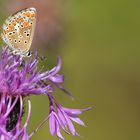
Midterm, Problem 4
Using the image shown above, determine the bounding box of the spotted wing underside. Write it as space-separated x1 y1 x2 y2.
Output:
1 7 36 55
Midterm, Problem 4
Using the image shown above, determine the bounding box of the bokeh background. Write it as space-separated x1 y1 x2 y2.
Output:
0 0 140 140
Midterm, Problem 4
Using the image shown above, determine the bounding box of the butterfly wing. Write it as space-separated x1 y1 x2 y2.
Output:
1 7 36 55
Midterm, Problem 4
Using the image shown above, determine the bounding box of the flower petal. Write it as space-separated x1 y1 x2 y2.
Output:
22 129 29 140
55 121 65 140
62 107 92 115
48 57 62 76
70 117 85 126
61 110 76 135
49 113 56 135
49 74 64 83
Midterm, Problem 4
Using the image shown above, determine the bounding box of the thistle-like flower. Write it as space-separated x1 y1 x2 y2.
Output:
0 47 91 140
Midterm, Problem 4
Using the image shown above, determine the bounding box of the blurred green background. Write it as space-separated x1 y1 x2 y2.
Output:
0 0 140 140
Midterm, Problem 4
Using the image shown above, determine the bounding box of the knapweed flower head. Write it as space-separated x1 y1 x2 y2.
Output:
0 47 91 140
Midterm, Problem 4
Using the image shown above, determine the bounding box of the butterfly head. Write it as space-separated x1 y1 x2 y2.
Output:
26 51 32 57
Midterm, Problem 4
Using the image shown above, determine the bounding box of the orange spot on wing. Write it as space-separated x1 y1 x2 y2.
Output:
23 12 30 17
12 21 16 26
30 13 35 17
15 18 24 23
23 22 29 27
20 18 24 23
4 30 10 33
16 19 20 23
7 25 14 31
28 25 31 29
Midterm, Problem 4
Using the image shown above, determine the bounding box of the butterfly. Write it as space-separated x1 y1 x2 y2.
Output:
1 7 36 57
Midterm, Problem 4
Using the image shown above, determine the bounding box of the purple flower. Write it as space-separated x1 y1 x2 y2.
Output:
0 47 91 140
47 95 91 140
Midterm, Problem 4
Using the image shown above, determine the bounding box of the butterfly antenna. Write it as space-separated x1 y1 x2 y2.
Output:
31 51 47 61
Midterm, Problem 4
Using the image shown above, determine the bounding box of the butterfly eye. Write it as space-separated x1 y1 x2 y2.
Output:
26 51 32 57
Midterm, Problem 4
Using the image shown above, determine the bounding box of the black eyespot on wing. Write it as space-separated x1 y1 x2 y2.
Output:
9 32 12 36
14 39 17 43
18 39 21 43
